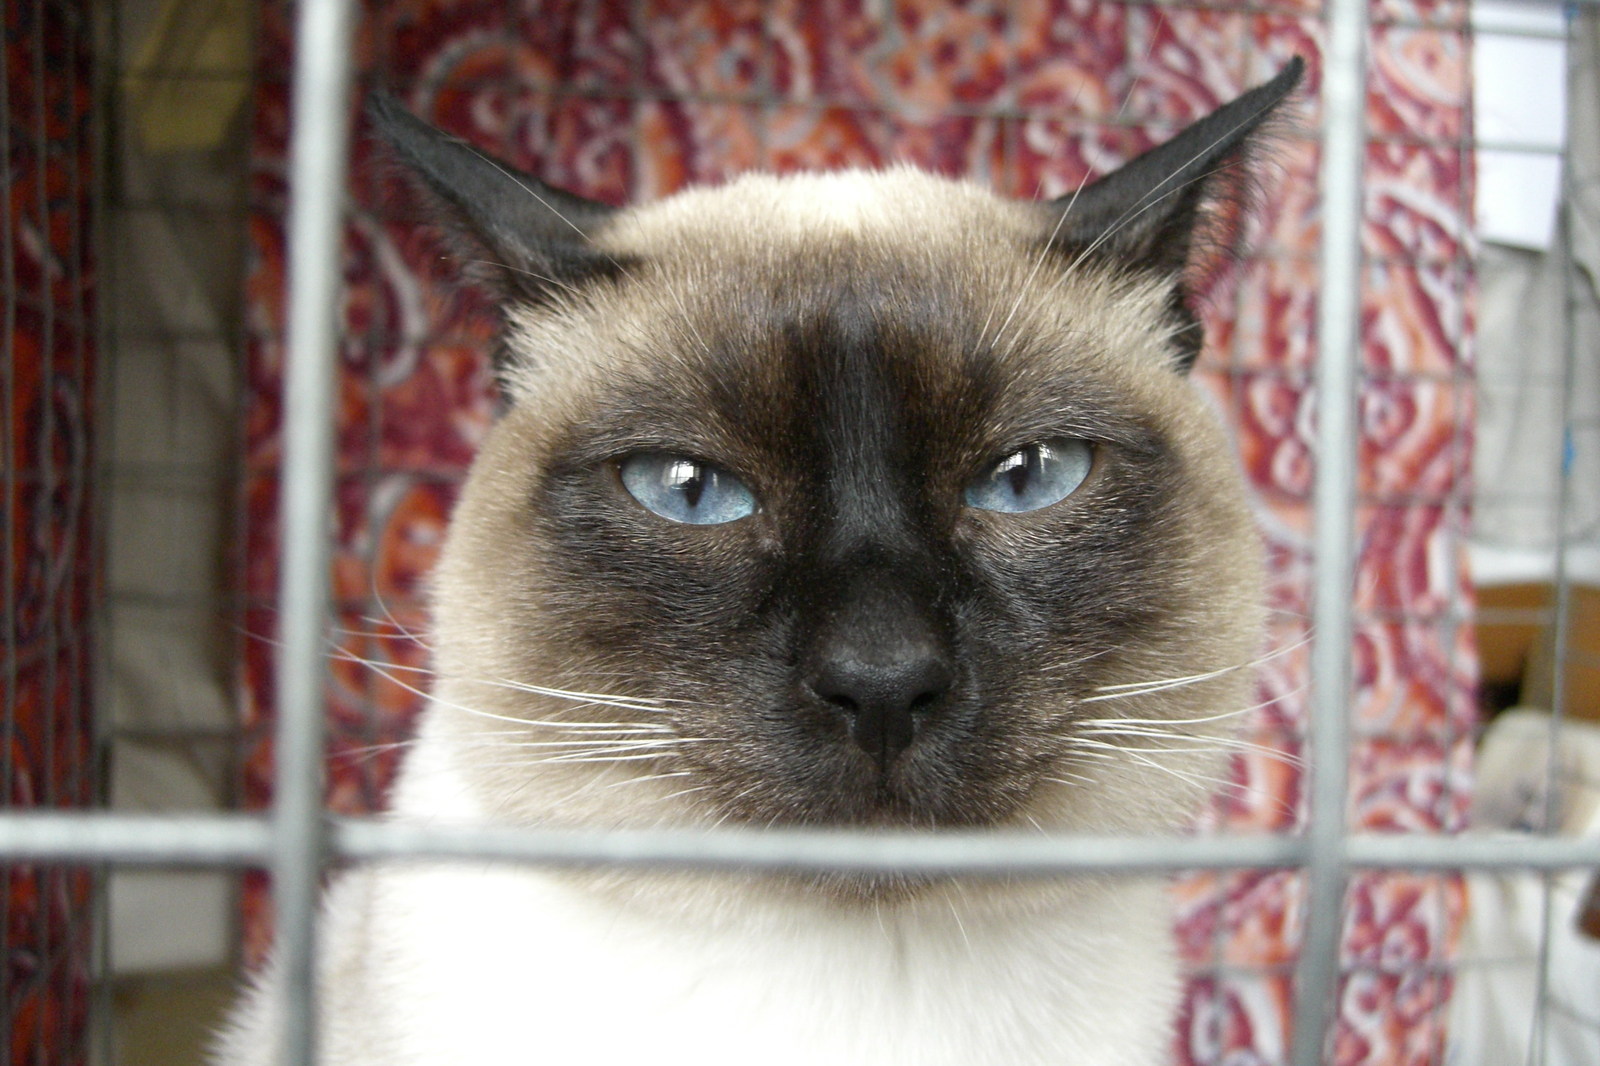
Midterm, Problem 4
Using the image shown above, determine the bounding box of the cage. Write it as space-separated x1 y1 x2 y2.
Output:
2 0 1599 1063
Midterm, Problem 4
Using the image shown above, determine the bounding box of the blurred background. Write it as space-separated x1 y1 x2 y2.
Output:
4 0 1597 1062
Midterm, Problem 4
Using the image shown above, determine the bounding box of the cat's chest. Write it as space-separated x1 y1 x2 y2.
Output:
325 862 1176 1066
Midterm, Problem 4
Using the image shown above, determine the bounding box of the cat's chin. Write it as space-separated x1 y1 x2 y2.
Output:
750 859 1072 911
789 869 955 906
695 777 1024 837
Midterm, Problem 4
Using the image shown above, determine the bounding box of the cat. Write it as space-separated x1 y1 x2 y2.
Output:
215 58 1302 1066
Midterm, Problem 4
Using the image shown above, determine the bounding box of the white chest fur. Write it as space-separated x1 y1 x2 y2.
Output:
215 741 1182 1066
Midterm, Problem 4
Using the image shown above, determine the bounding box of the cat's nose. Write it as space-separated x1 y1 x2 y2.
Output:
811 652 954 770
808 637 955 771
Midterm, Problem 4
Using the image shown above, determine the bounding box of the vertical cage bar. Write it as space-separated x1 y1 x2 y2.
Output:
1528 13 1579 1062
32 3 58 1051
30 0 53 1056
0 0 15 1051
272 0 358 1062
1291 0 1368 1062
64 3 90 1053
90 0 118 1055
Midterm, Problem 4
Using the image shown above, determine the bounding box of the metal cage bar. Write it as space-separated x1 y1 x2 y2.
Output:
270 0 359 1061
1292 0 1370 1057
4 0 1595 1062
1530 14 1586 1061
2 811 1598 873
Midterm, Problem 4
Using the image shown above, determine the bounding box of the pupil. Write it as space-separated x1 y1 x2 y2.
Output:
667 459 705 508
1005 447 1036 496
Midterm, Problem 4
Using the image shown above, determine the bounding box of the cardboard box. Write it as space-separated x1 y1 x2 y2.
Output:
1476 583 1600 722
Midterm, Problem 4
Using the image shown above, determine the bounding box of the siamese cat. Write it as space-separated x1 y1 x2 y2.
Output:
217 59 1302 1066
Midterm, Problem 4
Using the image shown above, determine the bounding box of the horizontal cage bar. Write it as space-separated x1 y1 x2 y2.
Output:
0 812 1596 873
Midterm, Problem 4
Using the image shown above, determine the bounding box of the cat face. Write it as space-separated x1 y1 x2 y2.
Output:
378 63 1299 838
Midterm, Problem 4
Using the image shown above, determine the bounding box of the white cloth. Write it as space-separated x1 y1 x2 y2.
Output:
1448 710 1600 1066
1473 8 1600 586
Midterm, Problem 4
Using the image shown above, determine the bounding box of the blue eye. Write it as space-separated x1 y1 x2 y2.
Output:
619 454 757 525
964 439 1093 513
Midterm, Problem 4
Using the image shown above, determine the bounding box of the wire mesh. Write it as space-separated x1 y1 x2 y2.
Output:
2 1 99 1063
3 0 1600 1063
234 2 1478 1059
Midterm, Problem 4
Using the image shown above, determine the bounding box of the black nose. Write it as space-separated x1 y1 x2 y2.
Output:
811 649 954 770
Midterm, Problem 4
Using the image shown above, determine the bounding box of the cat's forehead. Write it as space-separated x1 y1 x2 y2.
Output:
500 169 1189 425
608 167 1031 246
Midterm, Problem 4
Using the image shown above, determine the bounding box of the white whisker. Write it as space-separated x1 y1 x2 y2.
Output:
1083 638 1310 702
942 886 972 950
604 770 695 790
364 594 436 653
1077 693 1290 729
334 740 416 759
477 676 681 713
1072 738 1238 795
344 656 666 733
518 721 677 734
330 648 682 730
1034 645 1123 675
659 784 715 803
532 751 689 766
491 737 701 752
1077 725 1299 764
1066 738 1298 818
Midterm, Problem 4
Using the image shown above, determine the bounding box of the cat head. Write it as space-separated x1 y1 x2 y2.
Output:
373 63 1298 847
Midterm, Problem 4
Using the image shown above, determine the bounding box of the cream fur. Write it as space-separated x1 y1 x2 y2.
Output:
214 164 1265 1066
215 739 1184 1066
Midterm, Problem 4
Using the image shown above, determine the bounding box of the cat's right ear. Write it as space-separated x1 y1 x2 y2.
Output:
367 93 627 306
1038 59 1304 373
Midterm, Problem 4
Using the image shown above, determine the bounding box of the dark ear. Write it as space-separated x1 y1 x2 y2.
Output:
1044 58 1304 371
366 92 627 307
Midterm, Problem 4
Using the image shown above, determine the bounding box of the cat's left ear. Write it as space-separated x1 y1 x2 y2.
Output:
1043 58 1305 372
367 92 627 308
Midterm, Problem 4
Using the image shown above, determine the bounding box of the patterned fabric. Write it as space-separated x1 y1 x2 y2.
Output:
4 2 97 1063
241 2 1477 1061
